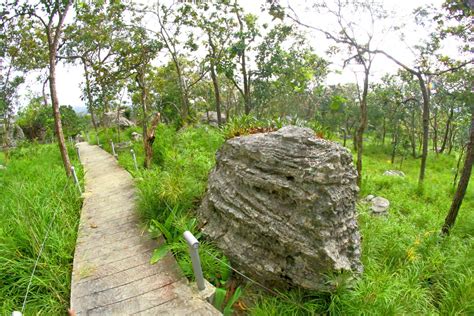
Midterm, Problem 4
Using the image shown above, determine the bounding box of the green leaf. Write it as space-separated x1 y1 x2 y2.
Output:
150 244 169 264
213 287 226 311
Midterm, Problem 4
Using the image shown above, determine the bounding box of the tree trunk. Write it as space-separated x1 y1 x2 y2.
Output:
235 8 251 115
137 70 152 169
416 73 430 185
382 116 386 145
448 126 456 155
410 110 417 157
210 62 222 125
391 124 399 164
442 110 473 235
432 106 438 154
439 106 454 154
48 3 73 177
82 59 98 132
208 32 222 126
355 70 369 187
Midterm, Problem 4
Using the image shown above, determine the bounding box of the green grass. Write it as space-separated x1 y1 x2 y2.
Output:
0 143 83 315
91 125 473 315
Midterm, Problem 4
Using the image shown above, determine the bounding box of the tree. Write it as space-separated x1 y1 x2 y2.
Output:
190 0 236 126
226 2 259 115
146 1 207 122
281 0 384 187
7 0 74 176
117 14 162 168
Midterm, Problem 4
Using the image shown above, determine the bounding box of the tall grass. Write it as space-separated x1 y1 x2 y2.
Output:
0 143 83 315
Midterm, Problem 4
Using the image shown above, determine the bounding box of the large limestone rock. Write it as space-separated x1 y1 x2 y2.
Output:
198 126 362 291
102 111 134 128
0 123 25 147
200 111 226 127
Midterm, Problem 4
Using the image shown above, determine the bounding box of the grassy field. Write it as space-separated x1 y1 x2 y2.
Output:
92 124 473 315
0 144 83 315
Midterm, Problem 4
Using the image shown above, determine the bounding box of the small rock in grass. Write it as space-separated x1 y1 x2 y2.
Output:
365 194 375 202
383 170 405 177
371 197 390 215
131 132 142 142
0 164 6 170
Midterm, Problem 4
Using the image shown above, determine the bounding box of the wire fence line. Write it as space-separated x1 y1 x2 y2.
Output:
19 182 75 314
201 248 316 314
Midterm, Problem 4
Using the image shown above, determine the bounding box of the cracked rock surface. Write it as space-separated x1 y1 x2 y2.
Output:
198 126 363 291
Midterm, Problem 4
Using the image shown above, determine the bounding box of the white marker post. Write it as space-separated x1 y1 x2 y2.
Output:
131 149 138 171
183 231 205 291
110 140 117 157
71 166 82 195
75 145 81 162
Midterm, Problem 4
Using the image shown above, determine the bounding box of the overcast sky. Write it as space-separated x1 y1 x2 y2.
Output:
17 0 454 112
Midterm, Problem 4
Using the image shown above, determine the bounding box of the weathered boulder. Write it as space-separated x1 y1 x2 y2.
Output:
200 111 226 127
370 197 390 215
102 111 135 128
198 126 362 291
383 170 405 177
0 124 25 147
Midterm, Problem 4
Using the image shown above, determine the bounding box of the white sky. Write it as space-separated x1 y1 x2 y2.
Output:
17 0 458 112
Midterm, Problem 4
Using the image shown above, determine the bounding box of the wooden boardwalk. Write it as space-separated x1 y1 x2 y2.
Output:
71 143 219 315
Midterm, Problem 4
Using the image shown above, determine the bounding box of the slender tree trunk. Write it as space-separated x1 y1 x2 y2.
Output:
208 32 222 126
382 116 386 145
47 3 73 177
432 107 438 154
410 110 417 157
210 63 222 125
356 71 369 187
442 110 473 235
82 59 98 132
448 127 456 155
235 7 251 115
416 74 430 185
439 106 454 153
391 124 399 164
137 71 152 169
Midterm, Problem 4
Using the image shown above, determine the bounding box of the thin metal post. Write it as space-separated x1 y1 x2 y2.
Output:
111 140 117 157
183 231 205 291
71 166 82 195
131 149 138 171
75 145 81 162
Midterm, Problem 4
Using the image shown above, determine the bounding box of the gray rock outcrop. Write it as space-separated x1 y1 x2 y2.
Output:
198 126 362 291
200 111 226 127
370 197 390 215
102 111 134 128
0 123 25 147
